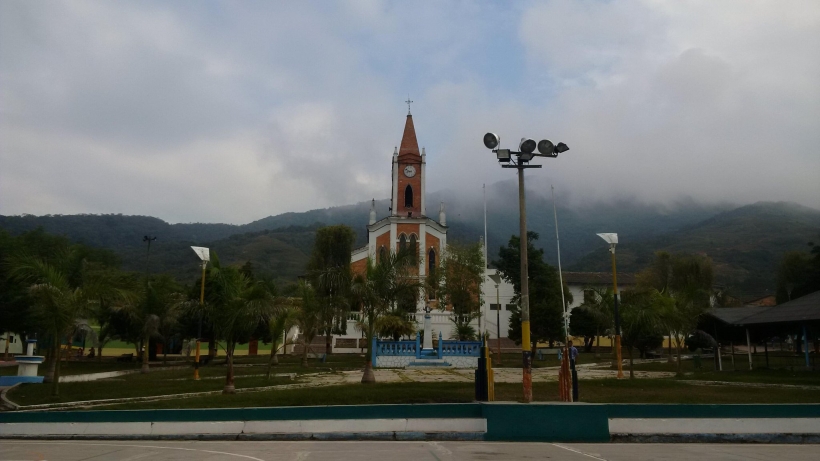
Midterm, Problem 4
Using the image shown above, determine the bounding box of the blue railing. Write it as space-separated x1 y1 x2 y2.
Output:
371 332 481 365
440 340 481 357
375 340 417 356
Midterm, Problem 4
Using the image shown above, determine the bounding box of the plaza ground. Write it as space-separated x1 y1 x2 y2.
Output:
1 440 818 461
4 352 819 410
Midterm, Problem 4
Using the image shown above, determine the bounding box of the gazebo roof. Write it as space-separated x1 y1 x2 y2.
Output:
708 290 820 326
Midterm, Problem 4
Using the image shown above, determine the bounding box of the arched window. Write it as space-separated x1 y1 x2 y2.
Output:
379 246 386 263
399 234 407 252
409 234 417 264
404 184 413 208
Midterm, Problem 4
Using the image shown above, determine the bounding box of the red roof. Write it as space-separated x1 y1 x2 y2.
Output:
398 115 421 161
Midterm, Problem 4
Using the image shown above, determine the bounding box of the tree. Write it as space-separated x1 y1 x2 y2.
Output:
619 288 669 378
429 243 484 340
307 225 356 355
8 248 92 396
206 264 275 393
115 274 184 373
572 286 614 355
350 247 421 383
776 240 820 303
493 232 571 350
569 307 598 352
293 281 321 368
266 303 297 378
639 251 714 376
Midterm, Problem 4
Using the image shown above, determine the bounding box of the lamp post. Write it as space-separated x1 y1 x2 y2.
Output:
483 133 569 402
142 235 157 275
488 272 503 365
597 233 624 379
191 246 210 380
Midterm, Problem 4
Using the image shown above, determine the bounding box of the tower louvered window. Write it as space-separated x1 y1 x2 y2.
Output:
405 185 413 208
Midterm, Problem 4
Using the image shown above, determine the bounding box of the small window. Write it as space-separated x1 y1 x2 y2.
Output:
409 234 417 263
490 304 501 311
404 185 413 208
505 304 516 311
399 234 407 252
379 246 386 263
428 248 436 274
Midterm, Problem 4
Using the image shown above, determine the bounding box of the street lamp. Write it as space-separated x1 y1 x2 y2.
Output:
597 233 624 379
484 132 570 402
488 272 503 366
143 235 157 275
191 246 210 381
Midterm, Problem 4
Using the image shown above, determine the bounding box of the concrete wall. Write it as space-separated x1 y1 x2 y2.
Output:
3 403 819 442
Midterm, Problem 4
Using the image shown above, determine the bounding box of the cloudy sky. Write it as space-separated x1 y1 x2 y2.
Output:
2 1 818 224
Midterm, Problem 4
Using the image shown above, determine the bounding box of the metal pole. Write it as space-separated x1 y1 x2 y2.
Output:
496 284 501 365
610 248 624 379
551 186 569 345
517 166 532 402
194 261 206 380
482 183 488 341
746 328 753 370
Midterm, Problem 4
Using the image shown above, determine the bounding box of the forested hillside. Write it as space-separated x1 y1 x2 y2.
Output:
570 202 820 294
3 188 817 292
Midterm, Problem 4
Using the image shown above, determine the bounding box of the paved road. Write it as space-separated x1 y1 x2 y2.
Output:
1 441 818 460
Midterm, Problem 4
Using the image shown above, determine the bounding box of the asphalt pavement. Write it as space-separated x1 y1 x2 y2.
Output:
1 440 819 461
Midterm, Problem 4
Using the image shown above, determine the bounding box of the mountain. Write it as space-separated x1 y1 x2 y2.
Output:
2 182 815 291
569 202 820 294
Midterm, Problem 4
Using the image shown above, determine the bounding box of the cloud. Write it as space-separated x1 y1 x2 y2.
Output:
1 0 818 224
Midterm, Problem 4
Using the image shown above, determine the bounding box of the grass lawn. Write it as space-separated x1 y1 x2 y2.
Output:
618 359 820 386
100 378 820 411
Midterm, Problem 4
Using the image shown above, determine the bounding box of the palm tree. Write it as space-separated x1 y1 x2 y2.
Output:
116 275 184 373
206 265 275 394
643 252 714 376
350 248 421 383
293 281 321 368
8 250 91 396
267 302 297 378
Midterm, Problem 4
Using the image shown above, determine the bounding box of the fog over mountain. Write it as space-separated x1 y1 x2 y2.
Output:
5 177 818 293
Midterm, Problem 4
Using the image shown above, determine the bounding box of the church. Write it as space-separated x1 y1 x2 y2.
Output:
350 108 448 312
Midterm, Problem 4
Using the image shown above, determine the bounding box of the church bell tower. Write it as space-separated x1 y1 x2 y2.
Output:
392 109 425 217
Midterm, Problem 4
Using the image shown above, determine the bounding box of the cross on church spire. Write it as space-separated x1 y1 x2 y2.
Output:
405 96 413 115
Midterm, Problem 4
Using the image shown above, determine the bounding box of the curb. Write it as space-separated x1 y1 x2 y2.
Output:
0 432 487 441
0 384 21 411
611 433 820 444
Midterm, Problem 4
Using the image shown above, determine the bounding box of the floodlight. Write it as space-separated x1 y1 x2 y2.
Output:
519 138 536 154
519 152 535 162
555 142 569 153
537 139 554 156
191 246 210 262
488 272 502 285
496 149 511 162
483 133 500 149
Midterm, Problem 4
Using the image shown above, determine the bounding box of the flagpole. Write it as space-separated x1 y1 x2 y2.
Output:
552 185 572 402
